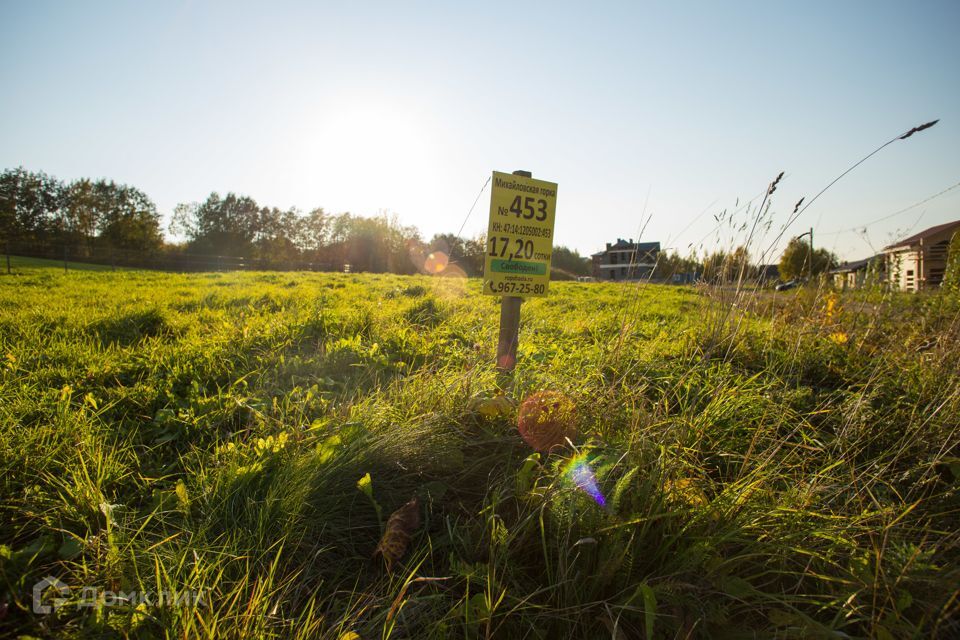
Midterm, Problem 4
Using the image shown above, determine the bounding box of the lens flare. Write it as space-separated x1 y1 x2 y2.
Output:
408 237 469 284
565 453 606 507
439 263 466 279
431 262 467 299
423 251 449 274
517 391 576 452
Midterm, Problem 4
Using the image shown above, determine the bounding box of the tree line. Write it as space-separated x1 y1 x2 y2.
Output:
0 167 164 258
0 166 594 275
2 166 836 281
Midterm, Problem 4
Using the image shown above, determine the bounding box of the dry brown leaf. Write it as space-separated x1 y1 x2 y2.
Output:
374 496 420 572
517 391 576 452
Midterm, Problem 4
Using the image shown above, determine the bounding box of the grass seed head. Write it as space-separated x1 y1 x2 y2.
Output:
899 119 939 139
767 171 784 195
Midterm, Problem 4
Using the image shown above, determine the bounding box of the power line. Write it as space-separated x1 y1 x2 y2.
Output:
816 179 960 236
760 119 940 257
455 175 492 239
666 197 718 248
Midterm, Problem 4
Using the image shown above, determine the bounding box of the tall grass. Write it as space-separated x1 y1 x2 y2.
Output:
1 264 958 638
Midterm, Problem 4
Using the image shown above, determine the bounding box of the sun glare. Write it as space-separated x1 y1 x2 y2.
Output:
301 103 437 208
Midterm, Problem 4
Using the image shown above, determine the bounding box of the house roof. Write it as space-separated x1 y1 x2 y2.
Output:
830 258 870 274
883 219 960 251
593 239 661 255
622 240 660 251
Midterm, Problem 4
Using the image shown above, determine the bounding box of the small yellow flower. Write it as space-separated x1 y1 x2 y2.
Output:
828 332 849 345
824 294 840 320
175 480 190 509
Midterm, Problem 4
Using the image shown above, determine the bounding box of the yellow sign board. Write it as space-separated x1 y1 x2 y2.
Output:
482 171 558 296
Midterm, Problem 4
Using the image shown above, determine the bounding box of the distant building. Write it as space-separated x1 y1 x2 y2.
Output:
882 220 960 292
829 256 884 290
591 239 660 281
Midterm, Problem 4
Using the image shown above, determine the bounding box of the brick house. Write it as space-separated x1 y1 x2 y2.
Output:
591 238 660 281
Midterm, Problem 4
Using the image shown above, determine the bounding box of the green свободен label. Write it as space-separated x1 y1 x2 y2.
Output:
490 259 547 275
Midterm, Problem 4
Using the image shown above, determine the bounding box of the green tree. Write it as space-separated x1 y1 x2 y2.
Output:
461 236 487 276
0 167 62 248
1 169 162 259
254 206 300 267
294 207 330 256
550 246 591 279
63 179 100 256
325 213 421 273
728 246 751 283
778 237 836 281
699 247 755 284
701 250 728 283
653 251 701 281
93 182 163 253
428 233 486 276
172 192 260 256
59 179 162 255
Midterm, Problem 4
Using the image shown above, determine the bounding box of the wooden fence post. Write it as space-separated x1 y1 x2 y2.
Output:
495 169 532 371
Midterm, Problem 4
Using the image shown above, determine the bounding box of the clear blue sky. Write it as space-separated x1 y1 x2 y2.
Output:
2 0 958 262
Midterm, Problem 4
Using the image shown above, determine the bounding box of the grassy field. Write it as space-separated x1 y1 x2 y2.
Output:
1 266 958 639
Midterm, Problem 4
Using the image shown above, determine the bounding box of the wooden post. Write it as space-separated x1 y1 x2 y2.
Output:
495 169 532 371
497 295 522 370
